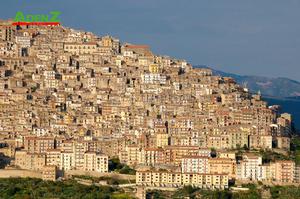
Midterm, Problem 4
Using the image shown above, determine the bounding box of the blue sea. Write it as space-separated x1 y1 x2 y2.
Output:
264 97 300 131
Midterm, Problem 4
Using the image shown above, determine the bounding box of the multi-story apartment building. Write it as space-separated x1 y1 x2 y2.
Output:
46 149 61 167
42 165 57 181
273 160 295 184
60 151 75 171
15 150 46 171
136 170 229 189
64 42 97 55
83 152 108 173
140 148 165 166
181 156 209 174
24 136 55 153
236 153 264 181
208 158 236 178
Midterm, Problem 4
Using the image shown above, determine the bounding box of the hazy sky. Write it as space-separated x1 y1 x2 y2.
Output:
1 0 300 81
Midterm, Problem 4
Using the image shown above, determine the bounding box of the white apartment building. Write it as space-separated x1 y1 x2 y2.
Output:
43 70 56 80
60 151 75 171
181 156 209 173
237 154 264 181
142 73 166 84
83 152 108 173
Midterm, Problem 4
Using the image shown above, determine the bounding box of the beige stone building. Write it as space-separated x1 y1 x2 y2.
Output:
15 150 46 171
42 165 57 181
83 152 108 173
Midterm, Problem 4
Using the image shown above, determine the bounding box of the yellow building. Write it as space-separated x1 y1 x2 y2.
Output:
208 158 236 178
101 36 113 47
149 64 159 73
217 151 236 160
136 170 229 189
156 133 169 148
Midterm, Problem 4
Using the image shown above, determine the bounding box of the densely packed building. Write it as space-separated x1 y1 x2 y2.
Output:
0 19 298 187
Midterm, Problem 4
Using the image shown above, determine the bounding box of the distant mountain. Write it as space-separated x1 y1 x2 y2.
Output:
193 65 300 130
194 65 300 98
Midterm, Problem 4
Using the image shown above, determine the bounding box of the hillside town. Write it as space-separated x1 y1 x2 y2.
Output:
0 19 299 192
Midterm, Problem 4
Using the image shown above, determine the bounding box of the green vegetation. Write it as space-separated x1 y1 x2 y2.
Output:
146 190 171 199
119 165 136 175
270 186 300 199
291 136 300 165
171 186 232 199
0 178 133 199
259 150 291 164
172 186 200 198
232 184 261 199
148 184 300 199
31 86 38 92
111 193 133 199
254 135 300 165
148 184 262 199
109 158 136 175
